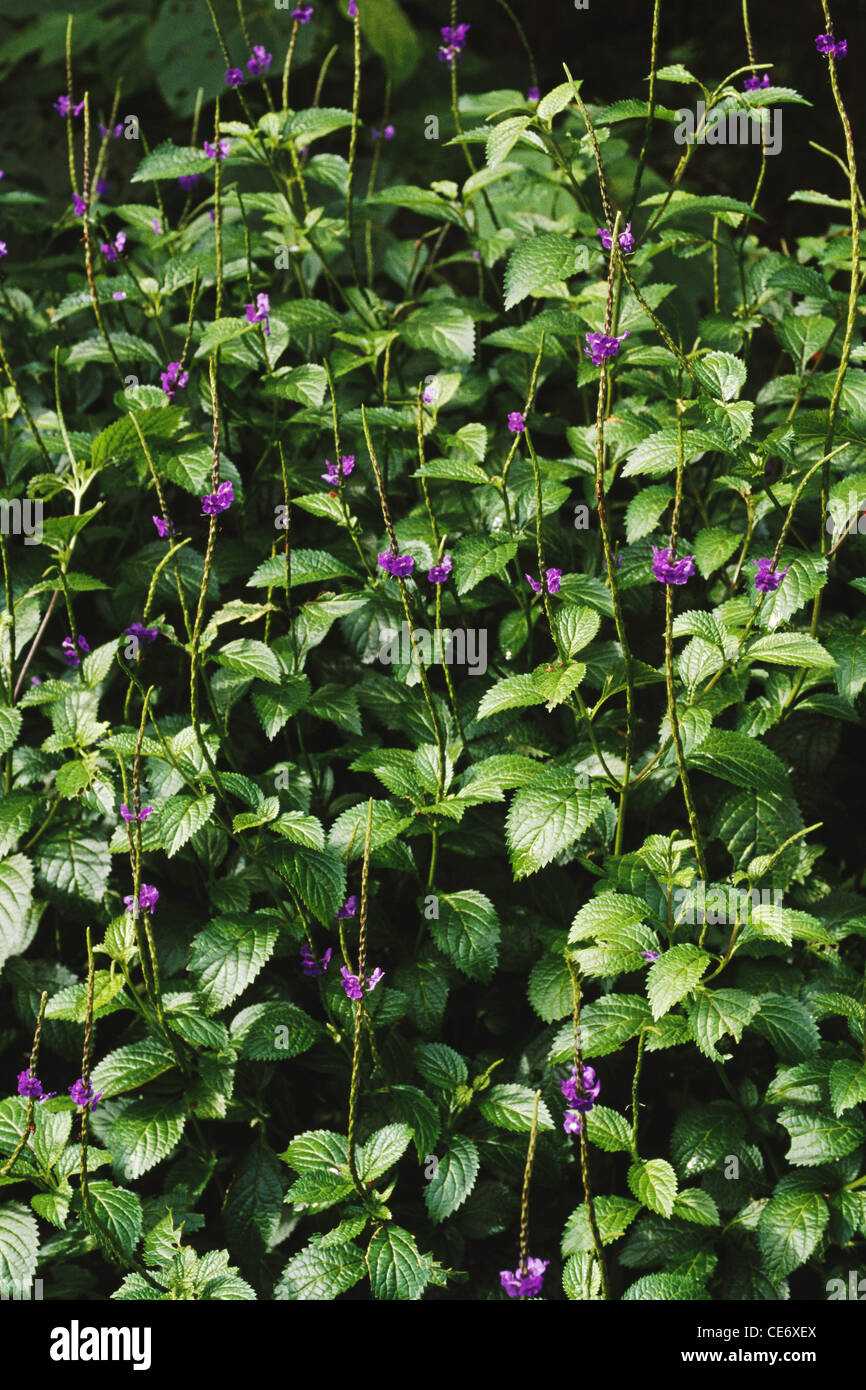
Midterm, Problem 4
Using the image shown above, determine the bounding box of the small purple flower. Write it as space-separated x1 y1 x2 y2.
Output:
651 546 696 586
641 949 660 963
0 243 6 259
153 515 172 538
508 411 525 434
120 803 154 823
113 291 127 301
743 73 771 90
321 455 355 485
597 222 635 254
178 174 200 190
584 330 630 366
527 86 540 102
245 291 271 336
226 67 245 87
152 218 161 235
61 635 89 667
96 179 111 197
815 34 846 59
98 121 123 138
292 5 314 20
439 22 470 66
247 45 273 76
340 965 384 1000
525 568 562 596
428 555 453 584
563 1110 584 1135
378 551 414 579
160 362 189 399
300 944 332 977
124 884 159 916
100 230 126 262
348 0 358 14
72 193 87 218
204 138 231 161
603 553 623 570
30 676 41 687
752 557 789 593
54 95 71 116
560 1064 601 1112
201 480 235 516
125 621 159 644
68 1078 104 1112
336 895 358 920
500 1257 548 1299
372 124 396 141
17 1069 55 1101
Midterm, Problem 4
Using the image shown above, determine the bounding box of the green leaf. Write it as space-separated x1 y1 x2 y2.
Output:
693 351 746 401
687 728 790 794
626 485 673 543
751 995 820 1060
829 1059 866 1117
562 1195 641 1253
477 673 545 719
486 115 532 167
402 305 475 364
358 0 421 87
506 773 608 879
223 1142 284 1262
647 944 711 1020
673 1189 720 1226
280 1130 348 1175
0 854 34 971
687 989 760 1061
108 1097 187 1181
187 914 279 1014
758 1190 829 1279
132 141 214 182
431 890 500 981
531 660 586 710
80 1180 143 1259
215 639 282 684
89 1039 177 1099
231 1001 320 1060
0 708 22 758
622 1271 708 1300
628 1158 678 1217
357 1124 414 1181
0 1202 39 1295
156 794 215 857
527 954 573 1022
570 891 652 941
45 970 128 1022
454 536 517 594
367 1224 431 1301
37 831 110 904
585 1105 634 1154
425 1136 479 1222
551 994 651 1062
251 675 311 739
672 1102 745 1177
414 1043 467 1090
777 1107 866 1166
744 633 836 671
693 527 741 578
265 843 346 925
275 1241 365 1300
479 1084 554 1133
504 233 576 310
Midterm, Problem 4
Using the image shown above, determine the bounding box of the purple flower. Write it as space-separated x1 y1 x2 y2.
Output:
439 22 470 66
68 1078 104 1112
120 803 154 823
340 965 384 1000
641 949 660 963
54 95 83 118
752 557 789 593
525 568 562 596
300 944 332 977
247 46 273 76
124 884 159 916
378 551 415 579
201 480 235 516
428 555 453 584
204 138 231 161
226 67 245 87
321 455 355 485
72 193 87 218
500 1257 548 1299
153 515 172 538
17 1069 56 1102
507 411 525 434
584 330 630 366
96 179 111 196
563 1110 584 1135
335 895 358 920
160 361 189 399
743 73 770 90
113 291 127 301
651 546 696 586
98 121 123 138
603 553 623 570
178 174 200 190
597 222 635 254
61 635 89 667
371 124 396 141
245 291 271 336
560 1064 601 1112
100 230 126 262
152 218 161 235
348 0 358 14
527 86 540 102
0 243 6 259
816 34 846 59
292 5 314 20
31 676 41 687
125 621 159 644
